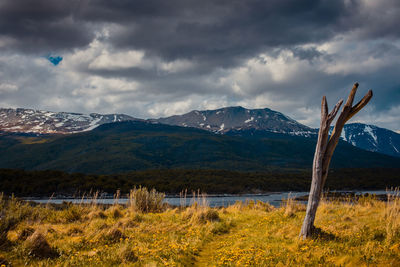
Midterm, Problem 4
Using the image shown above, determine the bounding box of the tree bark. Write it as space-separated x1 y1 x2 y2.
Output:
299 83 372 239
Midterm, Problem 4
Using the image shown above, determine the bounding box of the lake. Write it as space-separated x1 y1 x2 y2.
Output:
25 190 393 208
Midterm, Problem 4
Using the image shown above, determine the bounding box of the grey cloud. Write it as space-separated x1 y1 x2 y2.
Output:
0 0 94 53
105 0 349 66
291 47 323 61
1 0 400 131
0 0 350 59
2 0 399 67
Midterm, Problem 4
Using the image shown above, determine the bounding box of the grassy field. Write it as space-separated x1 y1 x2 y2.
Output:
1 190 399 266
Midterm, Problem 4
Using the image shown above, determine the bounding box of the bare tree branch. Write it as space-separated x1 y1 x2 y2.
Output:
345 90 373 123
327 99 343 123
299 82 372 239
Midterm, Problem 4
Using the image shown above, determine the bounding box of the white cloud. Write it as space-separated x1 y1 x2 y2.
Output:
351 105 400 132
158 59 194 74
0 83 18 93
147 98 193 117
72 76 138 96
316 36 400 75
89 49 146 70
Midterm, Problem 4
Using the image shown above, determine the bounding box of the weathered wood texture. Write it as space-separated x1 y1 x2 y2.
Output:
299 83 373 239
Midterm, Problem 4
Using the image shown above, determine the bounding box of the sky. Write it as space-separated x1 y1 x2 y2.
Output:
0 0 399 131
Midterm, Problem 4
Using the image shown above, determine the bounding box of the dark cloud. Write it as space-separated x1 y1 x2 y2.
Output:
0 0 351 60
103 0 350 67
1 0 400 131
0 0 94 53
2 0 399 67
291 47 323 61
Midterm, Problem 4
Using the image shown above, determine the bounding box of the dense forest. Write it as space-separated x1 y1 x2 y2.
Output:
1 168 399 197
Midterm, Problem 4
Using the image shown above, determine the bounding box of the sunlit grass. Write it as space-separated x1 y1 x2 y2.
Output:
1 190 399 266
16 137 50 144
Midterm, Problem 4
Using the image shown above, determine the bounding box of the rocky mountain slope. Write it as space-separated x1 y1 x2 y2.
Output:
153 106 400 157
339 123 400 157
152 106 316 137
0 108 138 134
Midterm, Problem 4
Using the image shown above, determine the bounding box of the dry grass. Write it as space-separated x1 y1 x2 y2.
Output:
128 186 165 213
23 230 59 259
385 188 400 244
283 194 306 217
17 226 35 241
0 190 399 266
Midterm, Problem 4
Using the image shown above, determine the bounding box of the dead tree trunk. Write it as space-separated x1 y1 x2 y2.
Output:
299 83 373 239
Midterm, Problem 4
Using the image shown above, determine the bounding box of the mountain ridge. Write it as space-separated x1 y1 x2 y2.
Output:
152 106 316 137
339 123 400 157
1 106 399 157
1 120 399 174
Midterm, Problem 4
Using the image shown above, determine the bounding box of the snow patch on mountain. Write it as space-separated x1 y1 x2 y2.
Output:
339 123 400 157
244 117 254 123
340 128 347 141
364 125 378 145
0 108 138 134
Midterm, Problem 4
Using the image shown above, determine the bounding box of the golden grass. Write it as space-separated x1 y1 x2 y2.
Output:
0 192 399 266
16 137 50 144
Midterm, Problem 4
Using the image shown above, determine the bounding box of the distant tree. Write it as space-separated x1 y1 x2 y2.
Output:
300 83 373 239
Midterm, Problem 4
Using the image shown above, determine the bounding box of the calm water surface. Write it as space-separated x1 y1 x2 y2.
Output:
26 190 392 208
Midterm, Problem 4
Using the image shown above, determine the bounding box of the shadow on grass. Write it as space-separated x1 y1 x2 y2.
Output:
312 227 338 241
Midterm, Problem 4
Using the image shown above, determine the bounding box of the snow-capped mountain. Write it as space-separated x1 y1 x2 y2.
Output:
152 106 316 136
0 108 138 134
338 123 400 157
1 106 399 158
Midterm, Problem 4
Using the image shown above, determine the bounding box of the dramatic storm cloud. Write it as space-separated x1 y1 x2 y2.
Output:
0 0 399 130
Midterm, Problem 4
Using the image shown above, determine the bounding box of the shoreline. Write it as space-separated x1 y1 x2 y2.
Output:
18 189 397 200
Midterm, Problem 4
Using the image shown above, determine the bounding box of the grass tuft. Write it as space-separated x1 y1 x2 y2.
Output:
385 188 400 243
23 230 59 259
17 226 35 241
119 244 138 263
103 225 124 242
283 195 306 217
128 186 165 213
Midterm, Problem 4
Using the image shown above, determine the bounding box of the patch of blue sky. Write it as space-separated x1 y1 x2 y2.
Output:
46 55 63 66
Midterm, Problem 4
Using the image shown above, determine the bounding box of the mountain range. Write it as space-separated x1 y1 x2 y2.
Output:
1 120 399 174
0 106 399 160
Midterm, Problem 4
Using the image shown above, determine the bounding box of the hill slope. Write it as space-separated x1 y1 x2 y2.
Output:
0 121 399 174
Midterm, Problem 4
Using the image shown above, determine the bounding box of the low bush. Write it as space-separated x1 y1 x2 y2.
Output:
128 186 165 213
